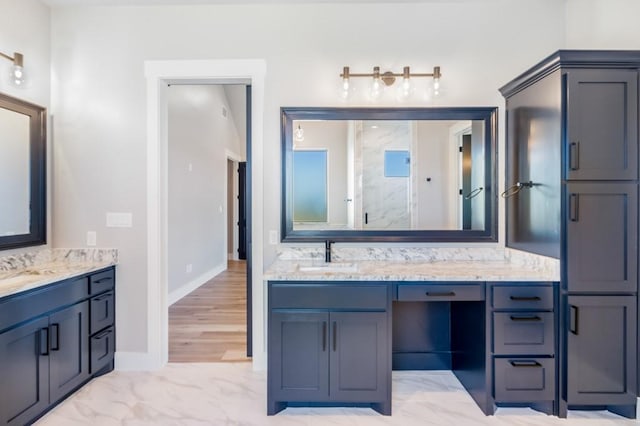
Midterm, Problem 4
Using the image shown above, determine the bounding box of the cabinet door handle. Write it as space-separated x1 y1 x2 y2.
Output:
364 213 368 225
322 321 327 352
92 292 113 302
94 328 113 340
332 321 337 352
509 315 541 322
569 194 579 222
39 327 49 356
509 295 541 301
93 278 112 284
510 360 542 368
425 291 456 297
569 305 579 335
569 141 580 170
50 323 60 351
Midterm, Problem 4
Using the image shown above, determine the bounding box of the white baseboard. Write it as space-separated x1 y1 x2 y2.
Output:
115 351 161 371
168 262 226 306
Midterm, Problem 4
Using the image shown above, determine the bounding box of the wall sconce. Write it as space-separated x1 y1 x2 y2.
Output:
340 65 441 100
294 124 305 142
0 51 27 88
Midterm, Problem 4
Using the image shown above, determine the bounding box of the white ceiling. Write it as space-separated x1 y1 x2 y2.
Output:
42 0 478 6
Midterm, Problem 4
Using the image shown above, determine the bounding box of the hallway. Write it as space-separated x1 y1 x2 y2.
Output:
169 260 249 362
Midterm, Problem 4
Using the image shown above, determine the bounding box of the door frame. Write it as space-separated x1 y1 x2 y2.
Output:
145 59 266 370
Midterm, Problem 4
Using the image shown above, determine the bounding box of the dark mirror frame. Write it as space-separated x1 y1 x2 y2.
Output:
281 106 498 243
0 92 46 250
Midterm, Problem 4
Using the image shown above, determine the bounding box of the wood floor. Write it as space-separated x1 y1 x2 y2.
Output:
168 260 250 363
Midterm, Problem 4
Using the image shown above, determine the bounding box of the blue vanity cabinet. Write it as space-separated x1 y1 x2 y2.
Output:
48 301 90 404
566 295 637 413
565 68 638 181
0 316 50 425
267 281 391 415
565 182 638 294
0 267 115 425
501 50 640 419
490 283 558 414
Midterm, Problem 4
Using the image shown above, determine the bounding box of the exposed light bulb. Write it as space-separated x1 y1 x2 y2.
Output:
340 77 351 99
433 76 441 96
10 65 26 87
294 125 305 142
397 76 413 100
370 76 382 100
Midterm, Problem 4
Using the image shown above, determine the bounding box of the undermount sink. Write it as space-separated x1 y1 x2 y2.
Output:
297 262 358 273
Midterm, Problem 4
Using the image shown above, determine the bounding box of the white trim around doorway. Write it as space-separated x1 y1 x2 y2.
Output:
142 59 266 371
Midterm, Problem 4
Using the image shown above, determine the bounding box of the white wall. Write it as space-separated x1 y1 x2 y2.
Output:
167 85 243 298
566 0 640 49
0 0 50 255
47 1 568 358
415 121 454 229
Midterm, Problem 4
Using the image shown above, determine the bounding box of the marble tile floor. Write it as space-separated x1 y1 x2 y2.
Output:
37 363 637 425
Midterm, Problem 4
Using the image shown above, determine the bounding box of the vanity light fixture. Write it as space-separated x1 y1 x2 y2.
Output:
0 51 27 87
340 65 442 100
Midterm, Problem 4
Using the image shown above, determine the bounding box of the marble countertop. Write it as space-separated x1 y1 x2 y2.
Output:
0 249 117 299
264 259 559 282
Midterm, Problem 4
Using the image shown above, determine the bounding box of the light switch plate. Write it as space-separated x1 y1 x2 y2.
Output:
106 212 133 228
87 231 97 246
269 230 278 245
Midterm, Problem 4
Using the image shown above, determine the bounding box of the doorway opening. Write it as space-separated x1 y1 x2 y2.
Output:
165 83 251 362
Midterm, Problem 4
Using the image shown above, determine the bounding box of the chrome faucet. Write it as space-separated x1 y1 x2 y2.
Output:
325 240 334 263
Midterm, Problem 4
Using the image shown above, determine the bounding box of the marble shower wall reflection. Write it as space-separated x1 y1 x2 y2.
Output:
359 120 411 229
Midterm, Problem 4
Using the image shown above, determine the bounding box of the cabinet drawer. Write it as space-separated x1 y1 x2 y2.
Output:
397 283 484 301
493 312 554 355
90 269 115 295
90 326 115 374
90 291 115 335
494 358 555 402
269 283 388 310
492 285 554 310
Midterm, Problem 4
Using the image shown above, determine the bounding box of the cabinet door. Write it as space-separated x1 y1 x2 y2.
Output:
565 183 638 293
0 317 49 426
49 302 90 403
269 311 329 401
329 311 388 401
567 295 637 405
566 69 638 180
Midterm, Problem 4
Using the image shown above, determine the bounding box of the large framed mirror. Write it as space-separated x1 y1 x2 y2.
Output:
281 107 497 242
0 92 46 250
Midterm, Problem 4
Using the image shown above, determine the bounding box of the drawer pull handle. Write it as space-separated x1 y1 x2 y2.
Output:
569 141 580 171
509 296 541 301
322 322 327 352
509 315 541 322
569 305 579 335
94 329 113 340
569 193 579 222
332 322 337 352
93 278 112 284
510 360 542 368
92 292 114 302
50 323 60 351
425 291 456 297
40 327 49 356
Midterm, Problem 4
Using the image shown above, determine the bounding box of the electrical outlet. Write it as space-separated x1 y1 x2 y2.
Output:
269 230 278 245
186 264 193 273
87 231 97 246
